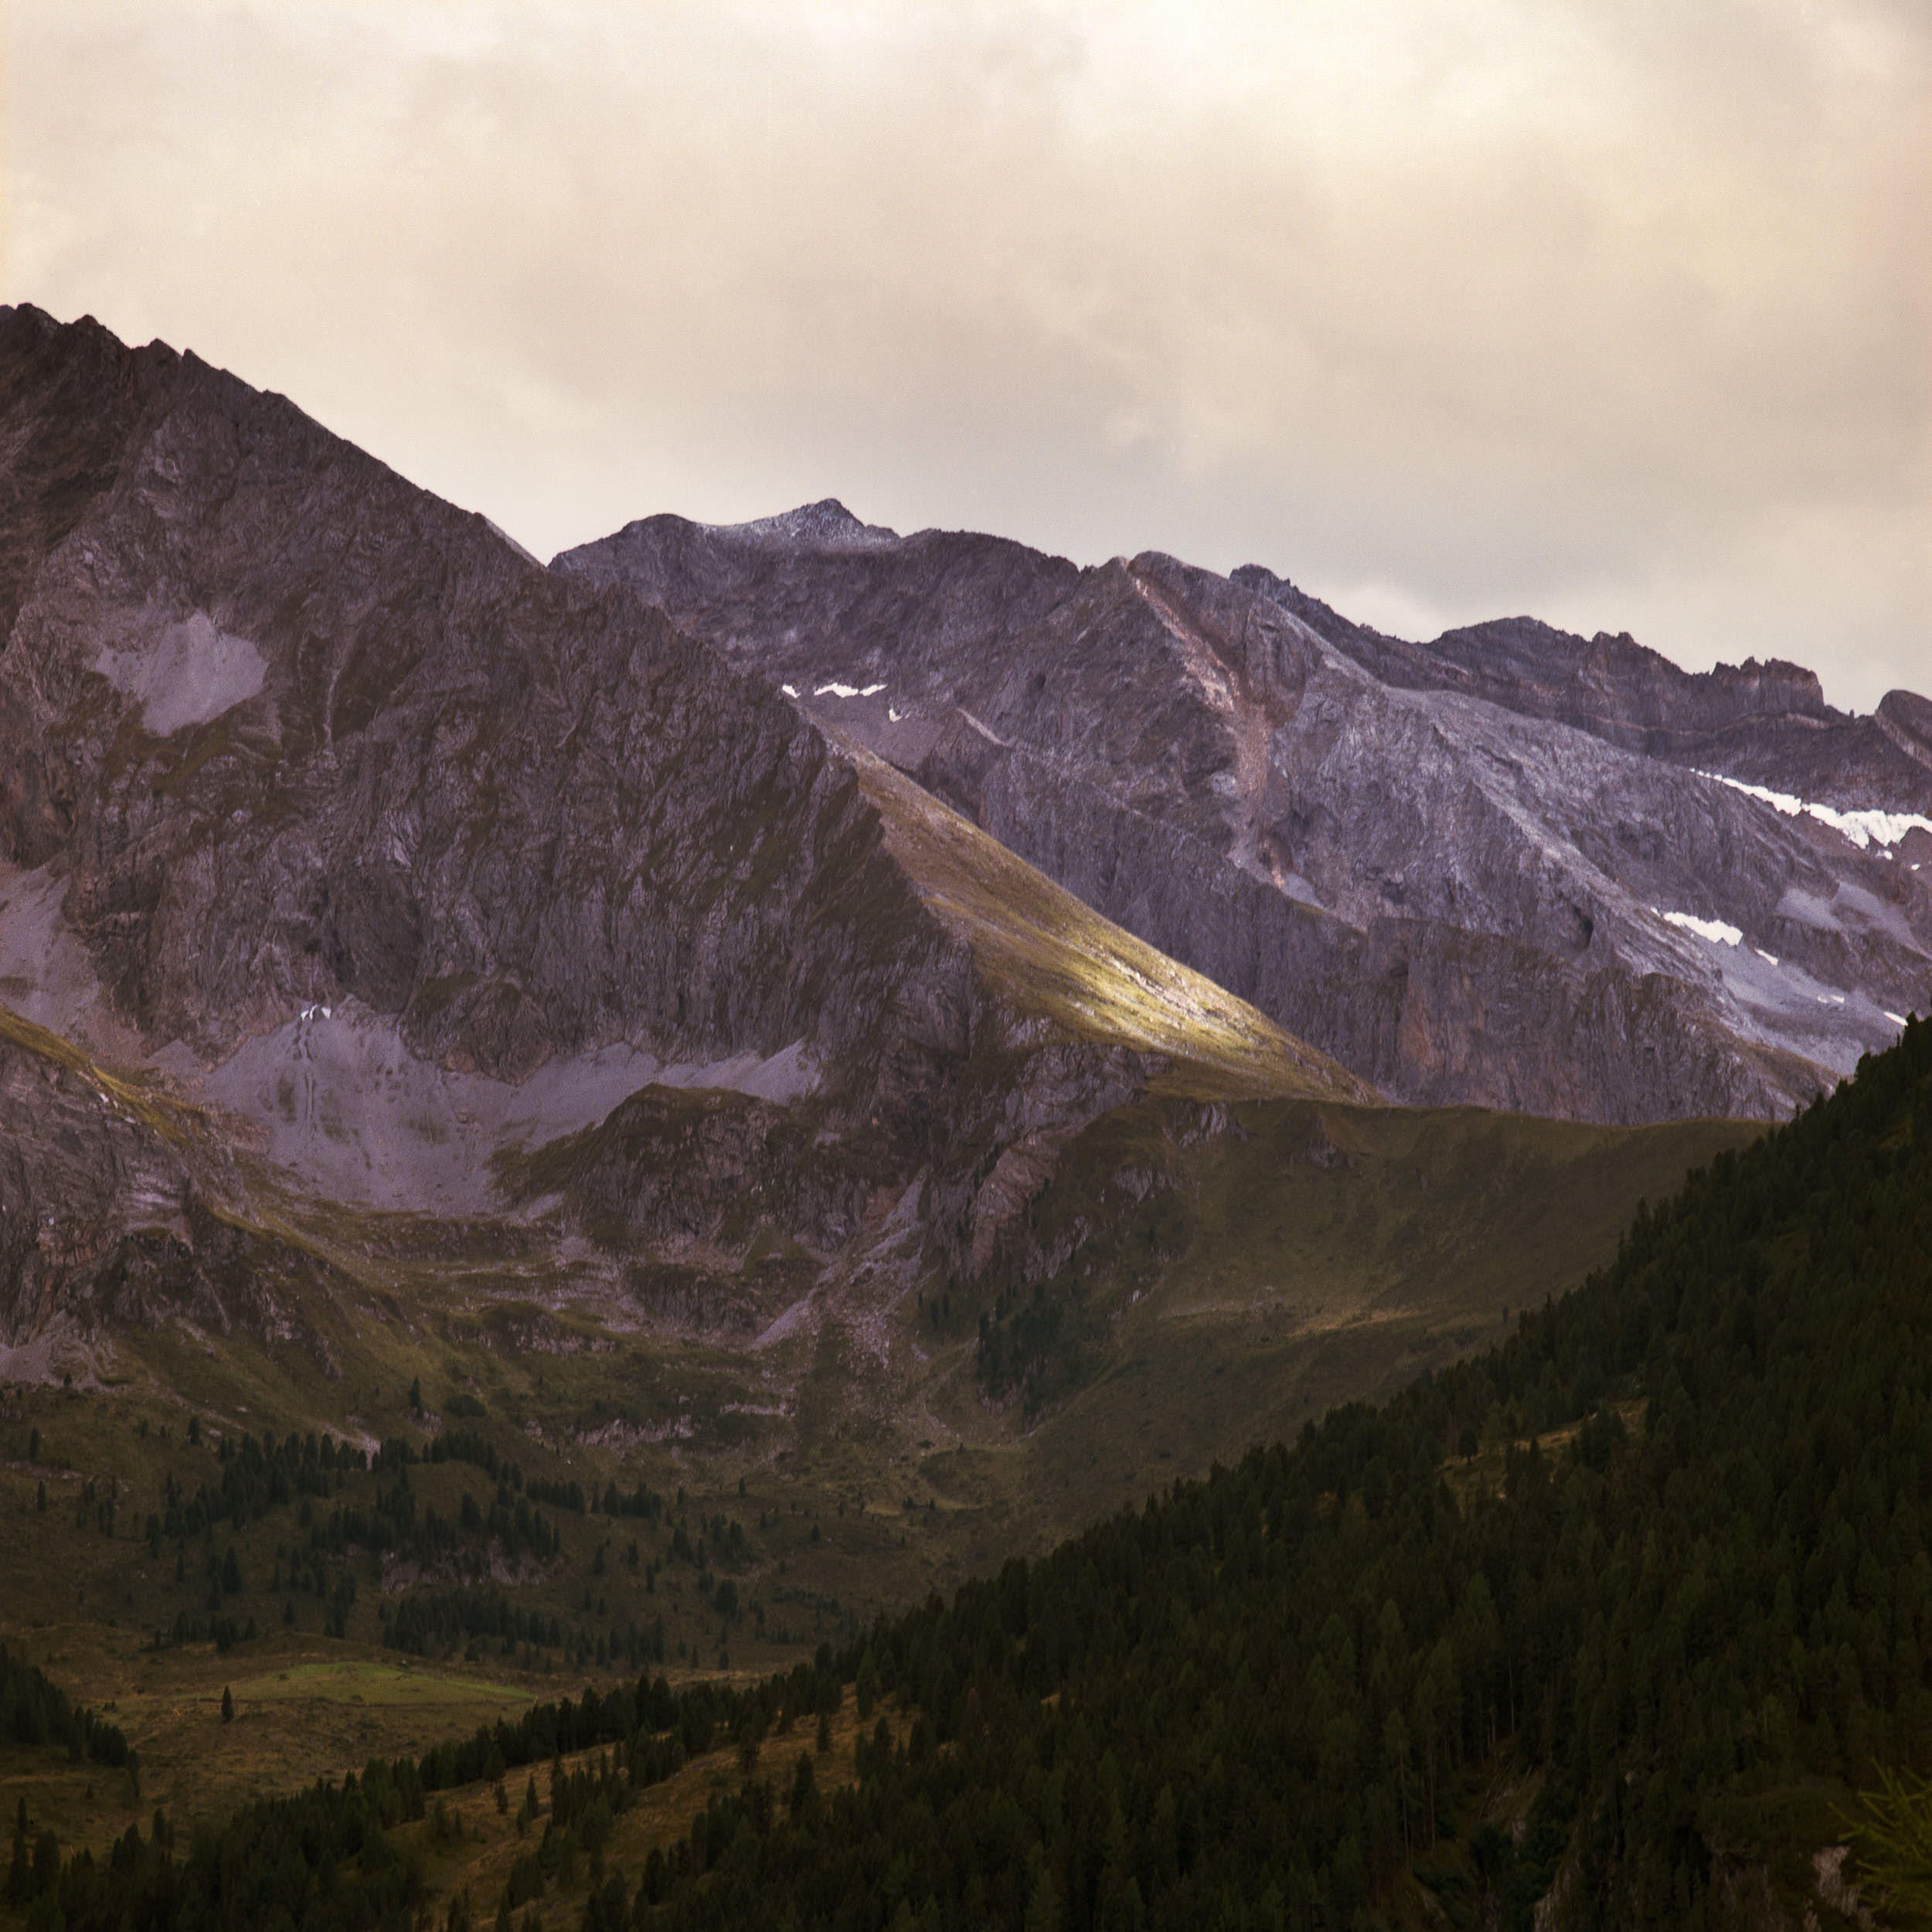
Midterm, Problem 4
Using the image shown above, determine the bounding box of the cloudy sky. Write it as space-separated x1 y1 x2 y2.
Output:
5 1 1927 708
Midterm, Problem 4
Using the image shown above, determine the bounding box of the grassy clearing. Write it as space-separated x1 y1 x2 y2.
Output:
0 1622 910 1929
224 1658 537 1707
0 1627 553 1872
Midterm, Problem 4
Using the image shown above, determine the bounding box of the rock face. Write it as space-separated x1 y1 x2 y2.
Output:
0 1013 349 1366
1233 565 1932 814
0 308 1358 1354
0 315 960 1107
558 509 1932 1122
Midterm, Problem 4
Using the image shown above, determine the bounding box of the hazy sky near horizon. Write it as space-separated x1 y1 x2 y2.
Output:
5 1 1927 709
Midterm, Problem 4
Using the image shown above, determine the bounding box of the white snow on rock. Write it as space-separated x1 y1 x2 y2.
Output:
1886 1012 1908 1027
812 682 886 699
1653 907 1743 947
1701 770 1932 852
1755 948 1779 966
781 683 798 698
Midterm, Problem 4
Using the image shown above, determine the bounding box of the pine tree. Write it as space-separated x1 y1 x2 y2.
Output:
5 1798 27 1906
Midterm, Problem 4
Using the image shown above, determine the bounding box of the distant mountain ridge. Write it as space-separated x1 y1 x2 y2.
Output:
559 502 1931 1124
1233 561 1932 811
0 301 1922 1477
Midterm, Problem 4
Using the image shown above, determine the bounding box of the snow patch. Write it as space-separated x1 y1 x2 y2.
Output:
1754 949 1779 966
812 682 886 699
1652 908 1743 948
1886 1011 1908 1027
1701 770 1932 852
781 683 798 698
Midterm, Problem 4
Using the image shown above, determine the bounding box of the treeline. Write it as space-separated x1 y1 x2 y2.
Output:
0 1645 128 1767
422 1430 668 1526
153 1427 372 1540
134 1419 733 1662
146 1422 668 1573
20 1017 1932 1930
379 1585 667 1673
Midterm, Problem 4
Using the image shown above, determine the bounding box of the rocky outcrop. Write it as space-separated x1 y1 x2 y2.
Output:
560 511 1931 1124
0 307 987 1131
0 1015 348 1359
1235 563 1932 815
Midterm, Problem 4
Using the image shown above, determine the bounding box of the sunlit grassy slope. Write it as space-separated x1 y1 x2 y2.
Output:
0 1005 209 1151
845 743 1375 1104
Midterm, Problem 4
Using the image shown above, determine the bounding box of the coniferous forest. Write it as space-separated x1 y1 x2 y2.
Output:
10 1017 1932 1931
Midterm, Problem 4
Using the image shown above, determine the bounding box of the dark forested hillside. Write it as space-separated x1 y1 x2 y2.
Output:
15 1017 1931 1931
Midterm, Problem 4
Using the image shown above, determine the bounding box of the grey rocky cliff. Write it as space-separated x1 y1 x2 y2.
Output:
0 309 961 1117
1233 563 1932 814
559 509 1931 1123
0 1019 351 1367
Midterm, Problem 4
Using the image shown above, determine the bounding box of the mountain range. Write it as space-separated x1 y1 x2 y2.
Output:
4 300 1930 1930
560 502 1931 1125
0 301 1925 1444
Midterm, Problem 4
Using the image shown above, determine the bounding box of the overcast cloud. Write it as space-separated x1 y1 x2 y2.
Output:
5 1 1927 707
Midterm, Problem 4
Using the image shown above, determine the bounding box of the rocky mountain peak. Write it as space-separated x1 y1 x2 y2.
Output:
1879 689 1932 773
697 498 900 551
